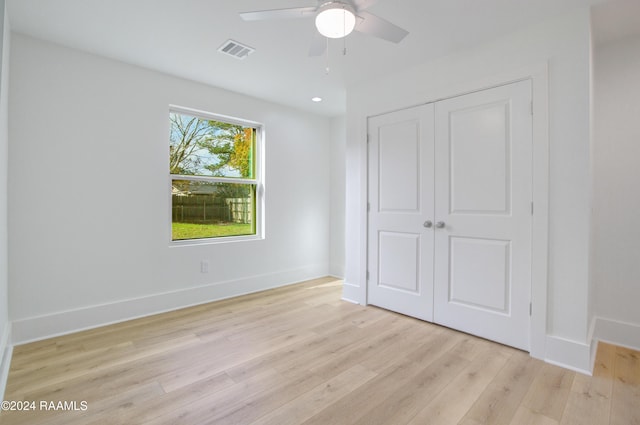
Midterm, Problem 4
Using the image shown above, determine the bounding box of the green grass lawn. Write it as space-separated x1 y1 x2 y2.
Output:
172 222 253 240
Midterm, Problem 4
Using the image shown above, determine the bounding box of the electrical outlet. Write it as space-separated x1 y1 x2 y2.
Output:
201 260 209 273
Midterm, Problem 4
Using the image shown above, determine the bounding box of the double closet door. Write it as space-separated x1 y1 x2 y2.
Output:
367 80 532 351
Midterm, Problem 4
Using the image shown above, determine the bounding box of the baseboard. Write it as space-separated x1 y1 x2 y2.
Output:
11 264 328 345
340 296 360 305
0 323 12 400
545 335 593 375
592 316 640 351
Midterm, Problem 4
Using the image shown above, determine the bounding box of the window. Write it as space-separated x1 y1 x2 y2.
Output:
169 107 262 243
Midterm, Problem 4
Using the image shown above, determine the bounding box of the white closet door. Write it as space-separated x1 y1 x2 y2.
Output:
367 104 435 321
433 80 532 350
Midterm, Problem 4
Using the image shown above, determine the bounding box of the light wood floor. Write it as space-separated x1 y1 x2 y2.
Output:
1 277 639 425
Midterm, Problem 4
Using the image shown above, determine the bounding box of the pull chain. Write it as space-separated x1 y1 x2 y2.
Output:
343 9 347 56
325 37 330 74
324 13 350 75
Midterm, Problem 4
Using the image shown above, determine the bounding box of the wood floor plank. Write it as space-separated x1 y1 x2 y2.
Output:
225 316 384 383
2 277 640 425
362 325 462 373
610 345 640 425
194 299 329 342
522 362 575 420
145 367 323 425
560 342 615 425
248 365 377 425
0 381 165 425
8 331 206 399
406 345 512 425
158 328 317 392
306 304 391 335
350 350 471 425
301 359 435 425
460 350 543 425
509 406 559 425
49 381 165 425
5 341 138 397
200 372 325 425
300 332 471 425
84 370 241 425
308 314 436 380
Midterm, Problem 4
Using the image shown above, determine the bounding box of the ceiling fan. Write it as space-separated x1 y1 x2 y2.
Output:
239 0 409 56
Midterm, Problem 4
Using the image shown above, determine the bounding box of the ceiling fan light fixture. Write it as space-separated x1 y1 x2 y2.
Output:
315 2 356 39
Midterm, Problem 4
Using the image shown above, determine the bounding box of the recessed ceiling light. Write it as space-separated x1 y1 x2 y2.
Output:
311 97 323 102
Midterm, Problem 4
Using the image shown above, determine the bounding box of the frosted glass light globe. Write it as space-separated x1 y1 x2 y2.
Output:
315 4 356 39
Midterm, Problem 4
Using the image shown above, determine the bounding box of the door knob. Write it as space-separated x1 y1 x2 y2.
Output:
423 220 433 228
435 221 446 229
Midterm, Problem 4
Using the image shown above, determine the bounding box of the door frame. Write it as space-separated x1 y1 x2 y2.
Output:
358 65 549 360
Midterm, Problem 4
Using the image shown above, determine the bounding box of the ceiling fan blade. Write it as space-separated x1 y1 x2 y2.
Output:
239 6 317 21
308 32 327 56
354 10 409 43
350 0 379 11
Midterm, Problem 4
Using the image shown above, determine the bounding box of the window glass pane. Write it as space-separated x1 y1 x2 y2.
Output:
169 112 255 179
172 180 256 240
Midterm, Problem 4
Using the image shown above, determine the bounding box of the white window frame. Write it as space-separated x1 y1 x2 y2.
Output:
168 105 264 245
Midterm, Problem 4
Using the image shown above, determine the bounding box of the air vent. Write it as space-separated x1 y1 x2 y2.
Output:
218 39 255 60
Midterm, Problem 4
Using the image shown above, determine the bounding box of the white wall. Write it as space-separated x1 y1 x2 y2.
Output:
329 116 345 278
8 34 332 342
0 0 11 398
592 34 640 349
344 8 594 371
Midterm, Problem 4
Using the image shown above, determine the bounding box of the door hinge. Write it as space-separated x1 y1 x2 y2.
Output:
366 271 370 281
367 202 370 212
531 201 534 215
529 302 532 316
530 101 534 115
367 134 370 143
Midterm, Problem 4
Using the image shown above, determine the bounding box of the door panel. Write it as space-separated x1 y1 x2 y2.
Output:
450 101 511 215
449 237 510 313
367 104 435 322
434 80 532 350
378 122 420 212
378 232 420 293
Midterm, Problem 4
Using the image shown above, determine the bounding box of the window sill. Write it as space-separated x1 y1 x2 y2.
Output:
169 234 264 247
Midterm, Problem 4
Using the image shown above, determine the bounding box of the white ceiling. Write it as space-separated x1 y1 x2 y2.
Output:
6 0 632 117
